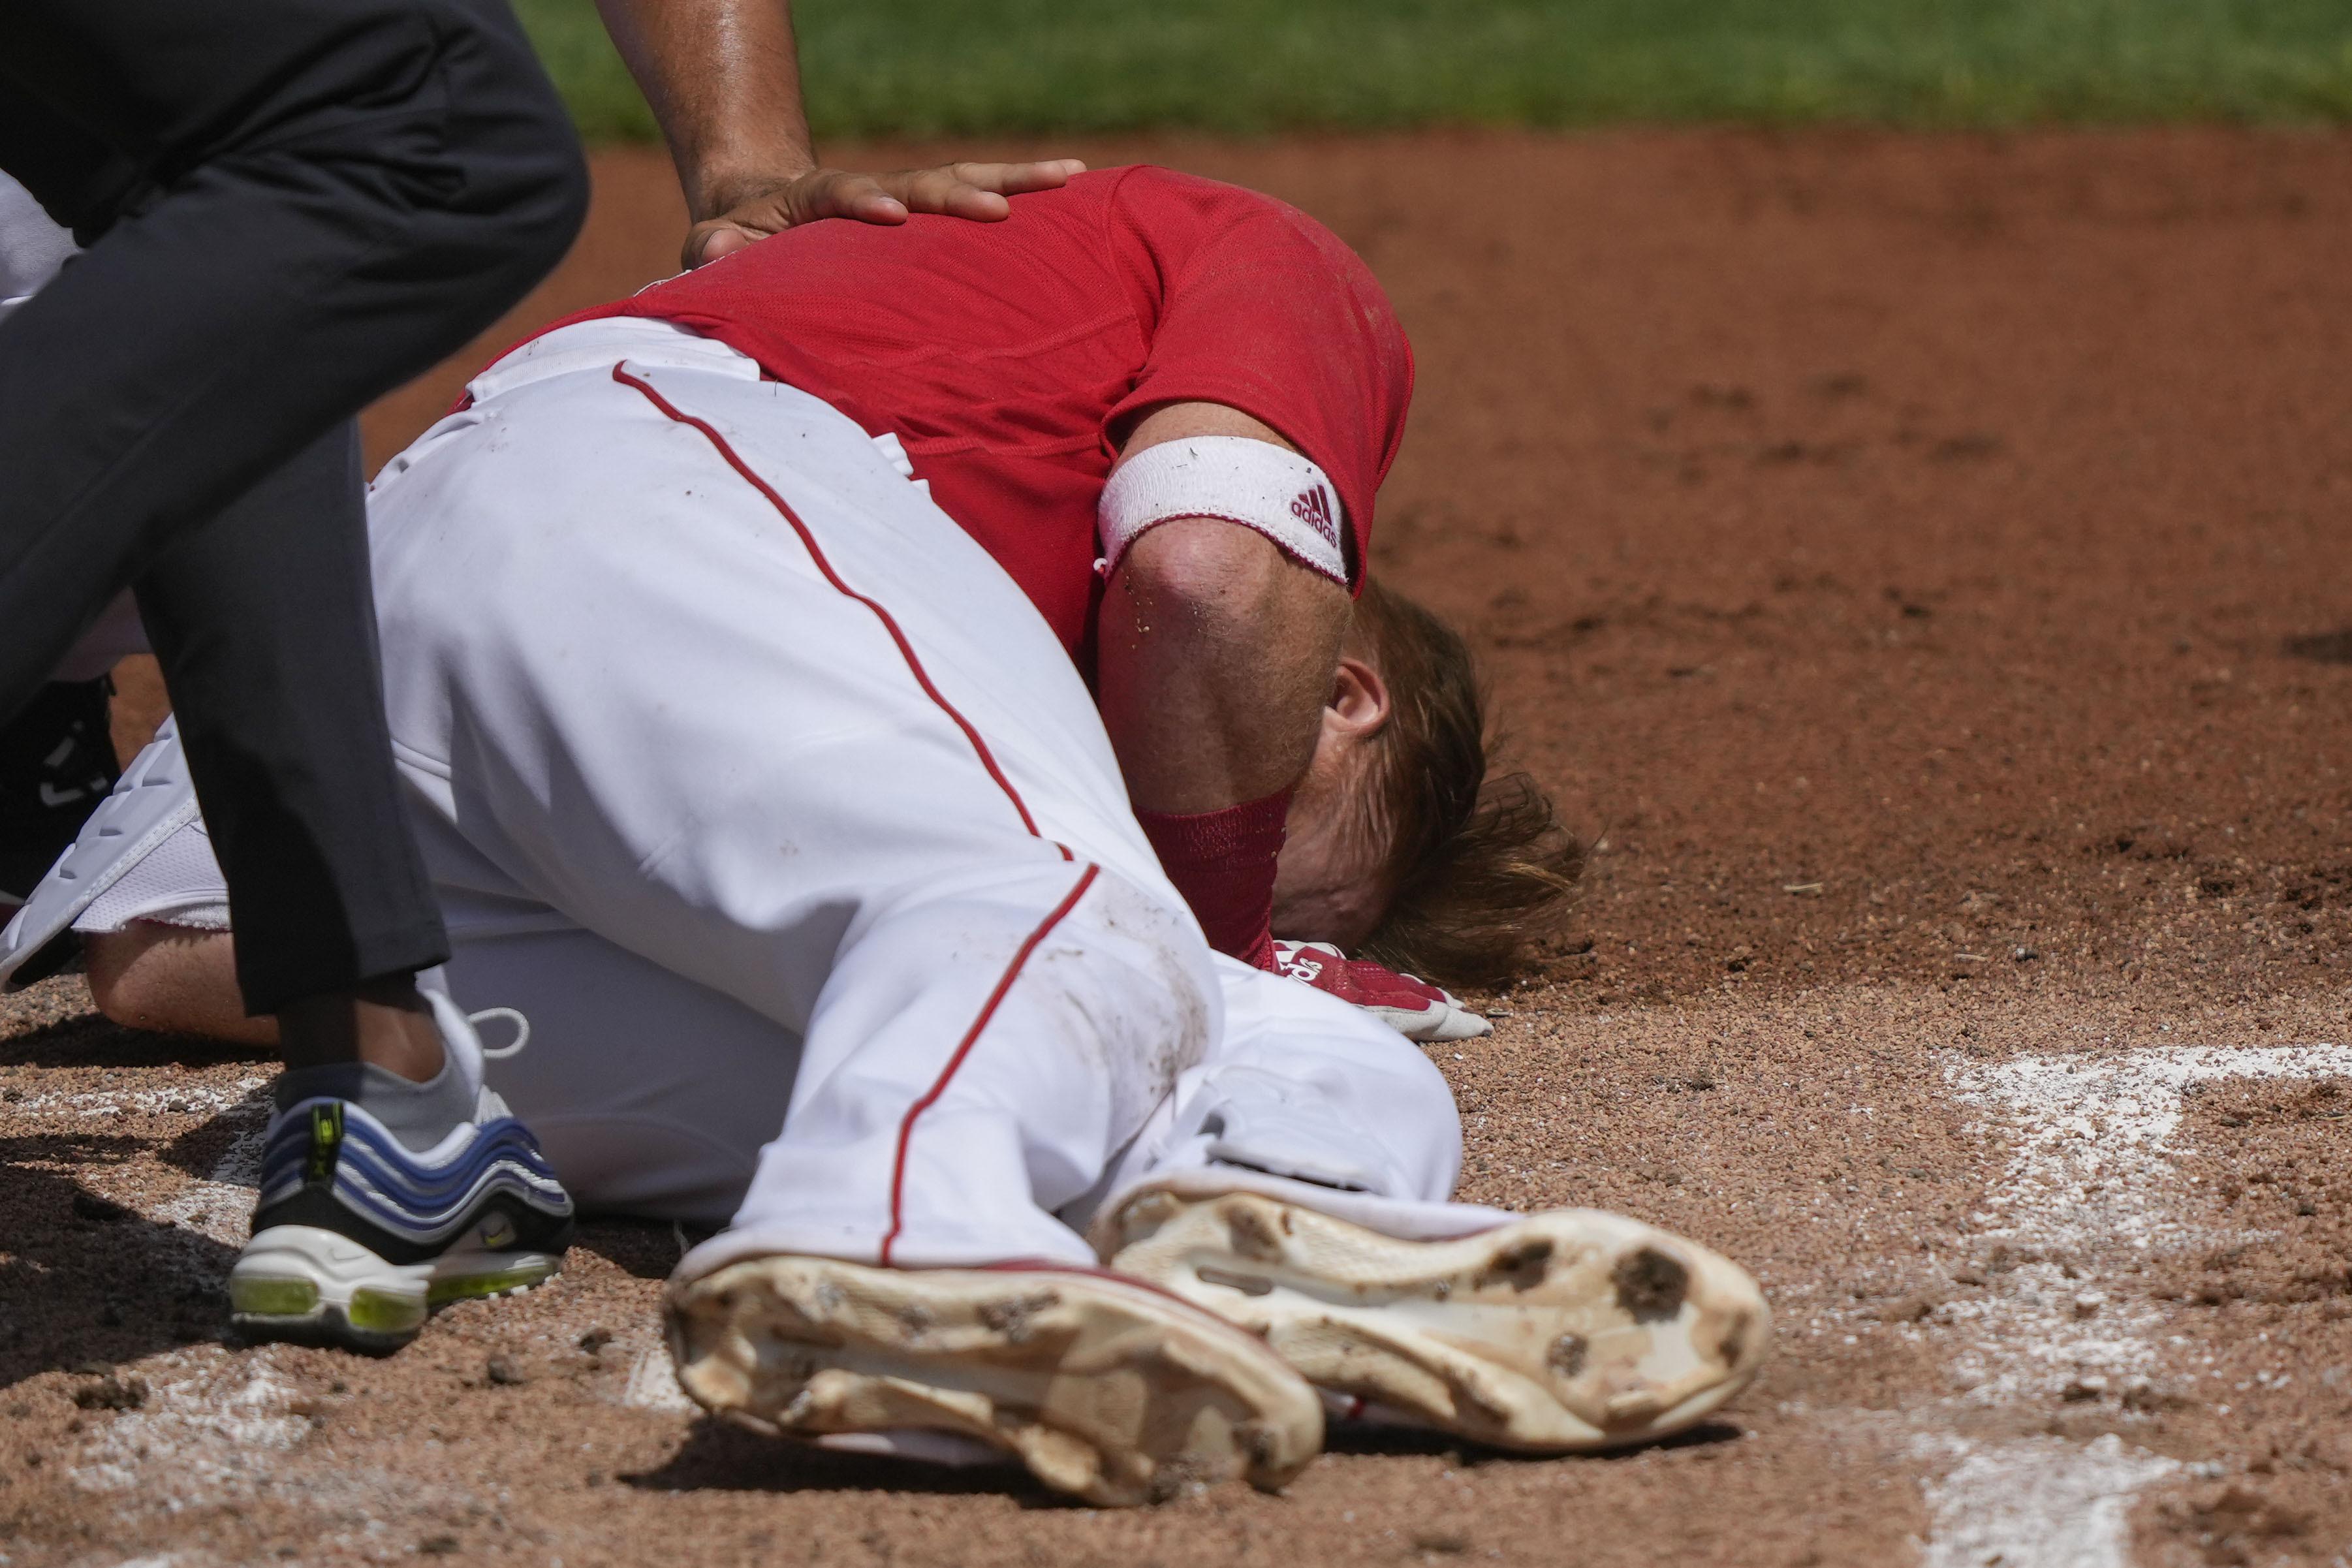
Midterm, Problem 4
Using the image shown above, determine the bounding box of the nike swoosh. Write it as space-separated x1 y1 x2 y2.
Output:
38 783 87 808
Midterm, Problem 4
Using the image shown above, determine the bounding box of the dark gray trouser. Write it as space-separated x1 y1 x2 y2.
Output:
0 0 588 1011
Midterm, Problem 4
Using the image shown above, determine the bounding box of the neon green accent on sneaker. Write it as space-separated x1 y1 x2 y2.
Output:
429 1261 556 1306
306 1102 344 1185
346 1288 430 1334
230 1277 321 1319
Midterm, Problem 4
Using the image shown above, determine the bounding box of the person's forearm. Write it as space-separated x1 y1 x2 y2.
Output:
593 0 815 221
1097 520 1348 963
1097 522 1343 815
594 0 1084 266
1093 401 1353 961
1097 403 1348 813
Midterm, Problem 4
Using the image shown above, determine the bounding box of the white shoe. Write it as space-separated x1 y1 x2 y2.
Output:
1099 1183 1770 1452
231 994 576 1352
665 1255 1324 1505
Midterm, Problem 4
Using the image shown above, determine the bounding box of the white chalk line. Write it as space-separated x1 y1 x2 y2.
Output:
72 1347 309 1503
66 1343 495 1560
1915 1433 2179 1568
621 1342 694 1415
1915 1042 2352 1568
146 1115 269 1247
1945 1043 2352 1405
10 1074 274 1262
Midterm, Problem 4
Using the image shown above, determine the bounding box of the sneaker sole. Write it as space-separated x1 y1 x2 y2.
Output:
230 1223 562 1353
666 1256 1324 1506
1103 1187 1771 1452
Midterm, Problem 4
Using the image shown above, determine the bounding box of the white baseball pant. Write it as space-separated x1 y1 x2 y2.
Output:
82 319 1497 1273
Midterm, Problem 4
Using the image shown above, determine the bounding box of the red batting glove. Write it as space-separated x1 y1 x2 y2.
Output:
1270 941 1493 1043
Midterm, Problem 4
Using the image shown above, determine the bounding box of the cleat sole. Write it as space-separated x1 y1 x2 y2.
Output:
666 1256 1323 1506
1105 1187 1770 1453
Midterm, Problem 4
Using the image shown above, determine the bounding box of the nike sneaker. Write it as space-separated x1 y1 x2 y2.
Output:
230 992 576 1352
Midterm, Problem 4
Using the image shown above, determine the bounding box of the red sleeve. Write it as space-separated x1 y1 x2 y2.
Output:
1103 171 1414 589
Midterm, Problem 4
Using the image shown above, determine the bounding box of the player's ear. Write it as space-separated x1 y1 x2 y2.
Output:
1328 654 1390 738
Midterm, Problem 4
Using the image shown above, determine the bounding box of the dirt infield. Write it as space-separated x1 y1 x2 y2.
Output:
7 127 2352 1567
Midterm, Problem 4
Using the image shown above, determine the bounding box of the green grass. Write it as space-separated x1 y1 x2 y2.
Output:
512 0 2352 144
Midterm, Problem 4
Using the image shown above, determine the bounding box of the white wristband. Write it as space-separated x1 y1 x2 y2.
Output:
1097 436 1349 586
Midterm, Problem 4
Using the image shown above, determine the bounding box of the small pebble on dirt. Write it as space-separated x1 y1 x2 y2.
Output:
484 1355 527 1387
72 1375 148 1411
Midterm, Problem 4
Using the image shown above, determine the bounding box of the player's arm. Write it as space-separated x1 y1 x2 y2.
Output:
1094 401 1353 968
590 0 1084 268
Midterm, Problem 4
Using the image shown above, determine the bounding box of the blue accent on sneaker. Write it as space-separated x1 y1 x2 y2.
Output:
251 1095 574 1264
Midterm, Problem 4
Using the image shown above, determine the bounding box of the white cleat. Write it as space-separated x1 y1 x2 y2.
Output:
1098 1184 1770 1453
665 1255 1325 1506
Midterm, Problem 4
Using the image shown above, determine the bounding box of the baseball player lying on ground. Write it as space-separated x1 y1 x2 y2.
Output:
0 168 1768 1503
513 161 1584 1034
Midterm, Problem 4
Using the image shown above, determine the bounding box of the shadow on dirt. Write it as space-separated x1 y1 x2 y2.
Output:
154 1090 271 1181
572 1215 697 1280
0 1011 272 1072
2283 630 2352 665
621 1411 1751 1499
625 1418 1035 1499
1326 1417 1746 1464
0 1133 235 1388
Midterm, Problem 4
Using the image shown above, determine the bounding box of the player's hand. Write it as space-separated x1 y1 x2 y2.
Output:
685 159 1089 269
1270 940 1493 1043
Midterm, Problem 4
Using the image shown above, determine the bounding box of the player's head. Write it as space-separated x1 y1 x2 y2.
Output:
1272 580 1582 986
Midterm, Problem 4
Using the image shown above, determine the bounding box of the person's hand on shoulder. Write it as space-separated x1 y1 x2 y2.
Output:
1270 941 1492 1043
685 159 1087 268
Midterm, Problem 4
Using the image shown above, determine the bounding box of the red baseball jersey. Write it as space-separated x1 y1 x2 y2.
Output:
541 166 1413 663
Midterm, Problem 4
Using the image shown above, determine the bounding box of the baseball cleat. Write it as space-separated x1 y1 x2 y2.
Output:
1099 1184 1770 1453
230 1005 575 1353
665 1255 1324 1505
